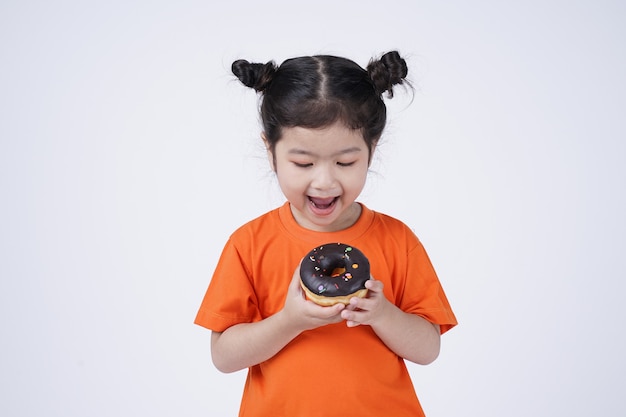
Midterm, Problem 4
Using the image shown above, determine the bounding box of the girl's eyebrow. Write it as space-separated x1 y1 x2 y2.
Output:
287 147 363 157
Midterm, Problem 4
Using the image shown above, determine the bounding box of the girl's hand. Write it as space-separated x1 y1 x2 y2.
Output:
281 266 346 332
340 276 390 327
339 276 442 364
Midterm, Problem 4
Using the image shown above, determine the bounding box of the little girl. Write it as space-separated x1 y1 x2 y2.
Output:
195 51 457 417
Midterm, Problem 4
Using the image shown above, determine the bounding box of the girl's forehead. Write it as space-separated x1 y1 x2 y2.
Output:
277 124 367 150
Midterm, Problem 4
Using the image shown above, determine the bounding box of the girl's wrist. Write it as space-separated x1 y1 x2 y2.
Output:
274 306 305 338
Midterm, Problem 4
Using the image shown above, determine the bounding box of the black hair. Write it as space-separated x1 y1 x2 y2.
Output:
231 51 408 156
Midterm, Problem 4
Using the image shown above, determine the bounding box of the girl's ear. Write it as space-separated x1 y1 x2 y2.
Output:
262 133 276 172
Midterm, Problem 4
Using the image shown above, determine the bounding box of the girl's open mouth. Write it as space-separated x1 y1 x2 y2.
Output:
308 196 338 214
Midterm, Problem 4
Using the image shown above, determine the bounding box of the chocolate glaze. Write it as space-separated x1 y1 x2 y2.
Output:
300 243 370 297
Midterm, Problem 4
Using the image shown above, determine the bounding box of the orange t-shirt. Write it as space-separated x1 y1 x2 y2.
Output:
195 202 457 417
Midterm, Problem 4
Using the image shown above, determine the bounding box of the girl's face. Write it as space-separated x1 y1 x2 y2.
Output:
268 122 373 232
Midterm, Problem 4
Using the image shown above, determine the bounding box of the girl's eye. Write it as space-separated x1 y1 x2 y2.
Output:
337 161 356 167
293 162 313 168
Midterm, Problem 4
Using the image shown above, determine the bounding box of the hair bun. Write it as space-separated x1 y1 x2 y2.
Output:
231 59 278 92
366 51 408 97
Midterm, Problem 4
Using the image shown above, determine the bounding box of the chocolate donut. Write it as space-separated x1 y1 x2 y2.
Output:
299 243 370 306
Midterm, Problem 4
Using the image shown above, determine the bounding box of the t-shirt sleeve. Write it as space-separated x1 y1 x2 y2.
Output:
400 239 458 334
194 237 262 332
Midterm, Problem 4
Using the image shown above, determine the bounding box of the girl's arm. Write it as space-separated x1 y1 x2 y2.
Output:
211 269 346 373
211 311 299 373
340 277 441 365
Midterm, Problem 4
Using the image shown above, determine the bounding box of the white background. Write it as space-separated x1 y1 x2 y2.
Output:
1 1 625 416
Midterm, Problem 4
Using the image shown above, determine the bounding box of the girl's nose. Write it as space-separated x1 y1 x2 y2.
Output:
310 165 337 190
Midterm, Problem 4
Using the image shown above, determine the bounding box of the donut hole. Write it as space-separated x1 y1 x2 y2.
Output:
320 254 348 279
330 267 346 277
